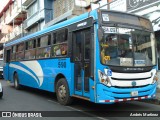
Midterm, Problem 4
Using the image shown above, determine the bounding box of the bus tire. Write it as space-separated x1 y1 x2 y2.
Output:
14 73 21 90
56 78 72 105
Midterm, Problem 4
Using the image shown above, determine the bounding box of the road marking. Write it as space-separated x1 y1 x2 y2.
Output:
66 106 109 120
48 99 109 120
47 99 60 105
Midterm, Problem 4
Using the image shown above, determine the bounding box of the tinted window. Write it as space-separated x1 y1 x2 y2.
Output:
56 29 68 43
52 28 68 57
36 34 51 59
25 39 36 60
38 35 51 47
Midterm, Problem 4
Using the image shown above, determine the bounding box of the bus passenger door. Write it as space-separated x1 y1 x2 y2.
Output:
4 49 11 80
73 29 91 98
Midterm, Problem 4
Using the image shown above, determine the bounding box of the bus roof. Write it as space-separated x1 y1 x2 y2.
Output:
4 9 150 48
5 9 98 48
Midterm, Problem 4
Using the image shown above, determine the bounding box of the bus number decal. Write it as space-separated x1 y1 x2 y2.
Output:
58 62 66 68
102 27 117 33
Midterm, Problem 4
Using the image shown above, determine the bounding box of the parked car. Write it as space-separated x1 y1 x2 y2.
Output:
0 59 3 78
0 82 3 98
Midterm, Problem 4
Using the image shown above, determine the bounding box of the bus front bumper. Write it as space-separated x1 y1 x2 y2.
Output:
96 83 157 104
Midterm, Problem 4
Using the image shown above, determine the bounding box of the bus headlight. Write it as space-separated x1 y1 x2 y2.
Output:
98 70 111 87
152 73 158 84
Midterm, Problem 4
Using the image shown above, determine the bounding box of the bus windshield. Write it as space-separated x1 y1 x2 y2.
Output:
100 27 156 67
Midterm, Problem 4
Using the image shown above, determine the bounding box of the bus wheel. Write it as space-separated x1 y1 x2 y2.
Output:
56 78 72 105
14 73 21 90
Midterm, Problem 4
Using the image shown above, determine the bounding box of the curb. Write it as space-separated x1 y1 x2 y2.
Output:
141 98 160 105
141 90 160 105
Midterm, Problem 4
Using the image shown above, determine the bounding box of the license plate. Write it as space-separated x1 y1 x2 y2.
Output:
131 91 138 96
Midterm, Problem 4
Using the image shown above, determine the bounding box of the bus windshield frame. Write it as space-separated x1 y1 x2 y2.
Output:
100 11 153 31
99 26 157 67
98 11 156 68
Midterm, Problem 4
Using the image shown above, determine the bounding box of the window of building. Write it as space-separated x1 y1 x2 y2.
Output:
28 24 39 34
13 0 17 9
27 2 38 18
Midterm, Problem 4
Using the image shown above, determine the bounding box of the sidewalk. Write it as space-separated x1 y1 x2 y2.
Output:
155 71 160 104
144 71 160 105
141 89 160 105
141 71 160 105
157 90 160 99
155 89 160 104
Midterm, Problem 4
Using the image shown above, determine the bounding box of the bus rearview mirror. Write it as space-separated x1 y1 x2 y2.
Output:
98 29 103 41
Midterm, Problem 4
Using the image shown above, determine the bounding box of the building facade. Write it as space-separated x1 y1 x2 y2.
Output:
45 0 86 28
0 0 27 58
0 0 54 57
22 0 53 34
45 0 108 28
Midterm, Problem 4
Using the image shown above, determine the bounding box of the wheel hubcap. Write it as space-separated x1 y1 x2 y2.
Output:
58 85 66 100
15 78 18 87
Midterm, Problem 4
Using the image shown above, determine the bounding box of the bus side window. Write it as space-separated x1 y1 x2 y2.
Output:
16 42 24 61
26 42 28 50
37 38 41 47
52 28 68 57
28 40 33 49
53 33 56 44
36 34 51 59
25 39 36 60
33 39 36 48
11 46 16 61
5 49 11 63
56 29 68 43
48 34 51 45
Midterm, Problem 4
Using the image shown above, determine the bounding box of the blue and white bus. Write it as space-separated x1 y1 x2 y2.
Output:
3 8 158 105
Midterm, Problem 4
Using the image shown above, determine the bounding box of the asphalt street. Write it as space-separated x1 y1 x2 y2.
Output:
0 79 160 120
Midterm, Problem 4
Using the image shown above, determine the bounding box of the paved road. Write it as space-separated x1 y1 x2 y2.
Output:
0 79 160 120
0 79 97 120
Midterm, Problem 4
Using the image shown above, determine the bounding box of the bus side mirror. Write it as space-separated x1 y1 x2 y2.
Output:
98 29 103 41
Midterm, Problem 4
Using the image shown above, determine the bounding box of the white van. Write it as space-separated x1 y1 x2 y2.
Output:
0 59 3 78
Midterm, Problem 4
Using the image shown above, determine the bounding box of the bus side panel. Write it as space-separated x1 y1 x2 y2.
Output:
45 58 71 92
38 58 72 92
89 78 95 102
7 58 72 93
3 63 9 80
69 63 74 96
